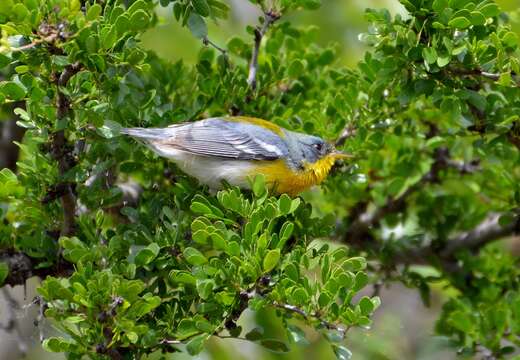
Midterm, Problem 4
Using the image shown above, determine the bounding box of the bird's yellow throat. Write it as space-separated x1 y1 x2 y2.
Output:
253 153 346 196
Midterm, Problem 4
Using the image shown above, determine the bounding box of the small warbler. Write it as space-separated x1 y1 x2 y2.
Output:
121 116 349 196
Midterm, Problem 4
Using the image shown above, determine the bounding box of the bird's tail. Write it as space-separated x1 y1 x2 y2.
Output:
120 127 168 140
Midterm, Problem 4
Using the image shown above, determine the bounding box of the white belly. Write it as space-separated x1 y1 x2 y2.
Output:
151 145 255 189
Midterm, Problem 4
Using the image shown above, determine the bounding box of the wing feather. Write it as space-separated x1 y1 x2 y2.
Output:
156 118 288 160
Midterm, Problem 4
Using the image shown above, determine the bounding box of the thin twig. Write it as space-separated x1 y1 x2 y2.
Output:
272 301 349 336
160 339 182 345
202 36 227 57
448 67 520 86
335 123 357 147
5 41 42 52
247 10 281 90
3 34 58 53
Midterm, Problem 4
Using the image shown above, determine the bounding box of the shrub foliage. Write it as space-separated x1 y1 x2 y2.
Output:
0 0 519 359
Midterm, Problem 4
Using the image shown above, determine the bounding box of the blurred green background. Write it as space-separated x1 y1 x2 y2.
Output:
1 0 519 359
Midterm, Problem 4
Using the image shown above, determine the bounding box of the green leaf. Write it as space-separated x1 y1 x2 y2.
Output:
343 257 367 271
278 221 294 248
183 247 208 266
332 345 352 360
128 0 148 15
469 11 485 25
252 174 267 198
478 3 500 17
263 249 281 273
190 202 213 216
15 65 28 73
502 32 519 48
259 339 289 353
0 53 10 68
422 47 438 65
187 13 208 39
0 81 26 100
134 243 160 266
278 194 292 214
245 327 264 341
196 279 214 300
449 311 473 333
130 9 150 30
42 337 74 352
176 319 199 340
101 25 118 49
359 296 375 315
192 229 209 244
287 324 309 345
186 334 208 355
192 0 210 17
353 272 369 291
318 49 335 66
195 319 214 333
432 0 448 12
399 0 416 12
12 3 28 20
318 291 331 308
86 3 102 20
288 59 304 77
98 120 122 138
388 177 405 196
126 332 138 344
448 17 471 29
115 14 131 36
0 262 8 285
169 270 197 285
437 55 450 67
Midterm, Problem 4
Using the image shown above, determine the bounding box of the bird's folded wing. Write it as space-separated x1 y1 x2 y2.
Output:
160 118 288 160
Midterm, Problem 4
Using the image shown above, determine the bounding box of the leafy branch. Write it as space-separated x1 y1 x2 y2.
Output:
344 147 481 247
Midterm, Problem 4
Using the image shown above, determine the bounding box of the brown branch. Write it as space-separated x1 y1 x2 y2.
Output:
440 213 519 259
344 148 480 246
341 147 518 271
50 62 82 237
389 212 520 269
1 251 73 287
247 10 280 90
4 33 58 53
272 301 349 336
448 67 520 86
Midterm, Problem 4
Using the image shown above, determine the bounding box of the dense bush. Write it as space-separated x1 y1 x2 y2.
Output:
0 0 519 359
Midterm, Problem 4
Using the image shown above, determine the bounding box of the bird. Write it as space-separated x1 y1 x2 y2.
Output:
120 116 350 196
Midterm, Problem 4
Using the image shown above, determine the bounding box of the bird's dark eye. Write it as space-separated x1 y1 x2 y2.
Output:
313 143 323 152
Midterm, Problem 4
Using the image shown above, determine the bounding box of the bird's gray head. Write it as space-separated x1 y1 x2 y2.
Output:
292 133 335 164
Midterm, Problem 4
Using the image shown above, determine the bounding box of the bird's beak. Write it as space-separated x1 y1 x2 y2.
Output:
330 148 354 160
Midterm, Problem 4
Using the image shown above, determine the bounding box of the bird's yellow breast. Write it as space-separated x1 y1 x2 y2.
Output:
251 155 340 196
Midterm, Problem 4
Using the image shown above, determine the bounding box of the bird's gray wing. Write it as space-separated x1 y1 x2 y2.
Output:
123 118 288 161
